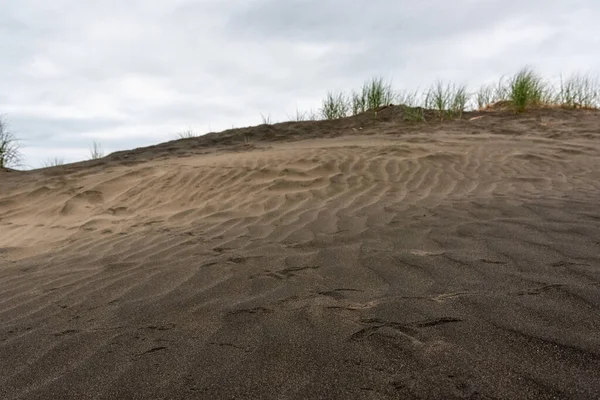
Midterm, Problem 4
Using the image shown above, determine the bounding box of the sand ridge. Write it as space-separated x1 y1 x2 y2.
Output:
1 108 600 399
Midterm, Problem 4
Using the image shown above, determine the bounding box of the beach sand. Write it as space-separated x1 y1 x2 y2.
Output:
1 107 600 399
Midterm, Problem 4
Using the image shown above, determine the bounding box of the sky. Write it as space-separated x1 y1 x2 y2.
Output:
1 0 599 169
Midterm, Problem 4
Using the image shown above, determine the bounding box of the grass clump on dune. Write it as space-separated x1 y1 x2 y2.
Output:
425 81 469 120
89 141 104 160
396 90 425 122
319 77 397 120
556 73 600 109
320 91 349 120
476 78 509 110
42 157 65 167
506 67 549 112
351 77 396 115
176 129 200 139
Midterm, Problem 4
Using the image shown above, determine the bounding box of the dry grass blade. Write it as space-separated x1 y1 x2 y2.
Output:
42 157 65 167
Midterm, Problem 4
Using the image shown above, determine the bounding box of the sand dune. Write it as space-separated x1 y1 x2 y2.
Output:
1 107 600 399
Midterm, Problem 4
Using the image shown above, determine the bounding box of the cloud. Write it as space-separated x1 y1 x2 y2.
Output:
1 0 598 168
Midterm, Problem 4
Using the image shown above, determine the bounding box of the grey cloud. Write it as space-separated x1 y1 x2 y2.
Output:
1 0 599 168
224 0 576 42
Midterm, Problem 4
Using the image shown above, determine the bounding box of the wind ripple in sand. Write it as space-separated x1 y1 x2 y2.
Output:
1 133 600 399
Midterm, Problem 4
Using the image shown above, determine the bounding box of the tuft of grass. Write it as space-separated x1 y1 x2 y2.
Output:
305 108 320 121
320 91 349 120
396 90 425 122
403 105 425 122
366 77 396 110
507 67 548 112
557 73 600 109
425 81 469 120
476 84 497 110
177 129 199 139
89 141 104 160
350 88 368 116
0 117 23 168
287 107 307 122
260 113 273 125
42 157 65 167
350 77 396 115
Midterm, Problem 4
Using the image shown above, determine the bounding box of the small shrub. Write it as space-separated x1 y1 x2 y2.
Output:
0 117 22 168
320 91 349 120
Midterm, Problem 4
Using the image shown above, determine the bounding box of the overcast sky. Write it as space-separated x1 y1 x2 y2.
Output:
1 0 598 169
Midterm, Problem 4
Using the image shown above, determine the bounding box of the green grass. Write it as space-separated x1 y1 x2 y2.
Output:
320 91 349 120
506 67 548 112
396 90 425 122
350 77 396 115
424 81 469 120
476 84 497 110
556 72 600 109
316 67 598 122
350 88 368 116
4 66 600 172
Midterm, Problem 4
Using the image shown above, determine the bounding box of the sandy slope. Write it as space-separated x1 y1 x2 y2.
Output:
1 108 600 399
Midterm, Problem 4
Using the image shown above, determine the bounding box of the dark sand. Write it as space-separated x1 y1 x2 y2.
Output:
1 107 600 399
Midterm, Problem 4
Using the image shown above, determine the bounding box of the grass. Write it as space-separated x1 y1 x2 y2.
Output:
0 117 22 168
287 107 308 122
42 157 65 167
395 90 425 122
177 129 200 139
89 141 104 160
3 66 599 172
351 77 396 115
350 88 368 116
476 83 498 110
320 91 349 120
260 113 273 125
556 72 600 109
317 68 598 123
506 67 549 112
424 81 469 120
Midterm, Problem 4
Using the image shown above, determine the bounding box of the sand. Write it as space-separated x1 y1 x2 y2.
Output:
1 107 600 399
